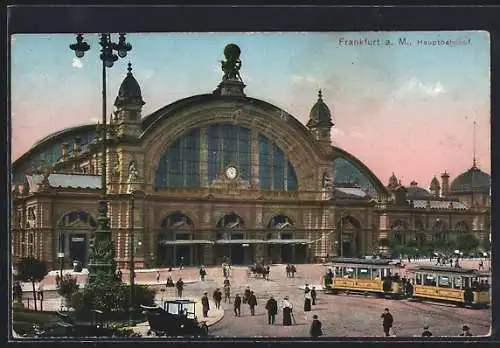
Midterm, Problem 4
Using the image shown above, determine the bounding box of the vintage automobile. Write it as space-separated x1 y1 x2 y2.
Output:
141 299 208 337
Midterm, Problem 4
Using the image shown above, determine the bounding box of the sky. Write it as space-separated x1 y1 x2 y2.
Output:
10 32 490 189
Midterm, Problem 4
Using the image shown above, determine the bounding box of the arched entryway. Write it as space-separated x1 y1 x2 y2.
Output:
265 215 307 263
157 212 197 267
335 215 362 257
214 213 249 265
390 220 409 245
454 221 469 241
56 211 97 267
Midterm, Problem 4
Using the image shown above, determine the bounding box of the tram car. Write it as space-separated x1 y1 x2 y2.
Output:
408 265 490 309
323 257 406 299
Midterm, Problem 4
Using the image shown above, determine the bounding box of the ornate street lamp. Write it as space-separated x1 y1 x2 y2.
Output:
69 33 132 285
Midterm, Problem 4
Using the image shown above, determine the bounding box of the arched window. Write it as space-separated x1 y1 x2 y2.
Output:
216 213 245 240
155 128 201 188
154 124 298 191
390 220 407 245
258 135 297 191
207 125 251 183
432 219 448 241
332 157 377 196
159 212 194 241
454 221 469 239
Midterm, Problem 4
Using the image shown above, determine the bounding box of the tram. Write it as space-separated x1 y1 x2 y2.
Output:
408 265 490 308
323 258 406 299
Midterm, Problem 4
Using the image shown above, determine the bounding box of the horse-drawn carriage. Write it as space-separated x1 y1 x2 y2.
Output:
248 263 270 279
140 299 208 337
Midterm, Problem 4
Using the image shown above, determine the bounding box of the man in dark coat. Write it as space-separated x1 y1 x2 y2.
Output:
310 314 323 339
459 325 472 336
213 288 222 309
199 266 207 281
176 278 184 298
233 293 242 316
243 286 251 304
311 286 317 305
248 291 257 316
201 291 210 318
421 325 433 337
380 308 394 337
265 296 278 324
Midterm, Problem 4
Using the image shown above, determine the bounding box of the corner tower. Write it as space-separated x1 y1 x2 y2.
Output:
307 90 334 151
114 62 145 139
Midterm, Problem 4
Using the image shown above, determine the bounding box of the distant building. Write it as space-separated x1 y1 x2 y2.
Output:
11 48 490 269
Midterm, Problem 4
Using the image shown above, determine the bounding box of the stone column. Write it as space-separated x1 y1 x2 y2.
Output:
251 127 259 188
200 127 208 187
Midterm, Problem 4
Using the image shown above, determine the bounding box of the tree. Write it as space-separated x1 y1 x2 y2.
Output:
456 234 480 254
15 257 48 311
56 274 79 308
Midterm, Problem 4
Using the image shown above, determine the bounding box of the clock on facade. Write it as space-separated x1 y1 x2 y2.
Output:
225 166 238 180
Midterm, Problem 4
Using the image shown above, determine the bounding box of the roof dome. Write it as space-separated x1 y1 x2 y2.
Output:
307 90 333 127
450 165 490 194
388 172 399 188
406 185 432 199
114 62 145 108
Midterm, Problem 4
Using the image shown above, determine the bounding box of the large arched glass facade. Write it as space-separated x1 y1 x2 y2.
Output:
155 124 298 191
333 157 377 196
258 135 297 190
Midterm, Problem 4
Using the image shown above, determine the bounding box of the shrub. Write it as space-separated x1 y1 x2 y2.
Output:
15 257 48 311
70 281 156 322
56 274 79 307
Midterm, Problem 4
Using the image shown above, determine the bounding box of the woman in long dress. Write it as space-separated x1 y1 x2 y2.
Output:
282 296 293 326
304 285 312 312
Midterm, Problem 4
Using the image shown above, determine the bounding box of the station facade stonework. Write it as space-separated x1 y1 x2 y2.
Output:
11 46 490 270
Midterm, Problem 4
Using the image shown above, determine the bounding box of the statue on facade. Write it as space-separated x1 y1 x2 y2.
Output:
322 172 331 190
221 43 243 82
111 153 120 179
127 160 139 183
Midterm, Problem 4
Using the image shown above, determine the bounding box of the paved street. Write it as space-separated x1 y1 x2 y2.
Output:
18 259 491 338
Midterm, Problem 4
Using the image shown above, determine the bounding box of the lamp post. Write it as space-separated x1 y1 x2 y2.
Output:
57 252 65 277
339 214 345 257
128 189 135 325
69 33 132 284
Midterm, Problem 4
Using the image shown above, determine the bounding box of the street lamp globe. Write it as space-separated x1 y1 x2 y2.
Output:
75 50 85 58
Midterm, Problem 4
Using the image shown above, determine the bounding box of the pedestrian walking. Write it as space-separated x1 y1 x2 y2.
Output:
179 256 184 270
304 285 312 312
248 291 257 316
265 296 278 325
380 308 394 337
224 284 231 303
200 266 207 281
459 325 472 336
176 277 184 298
311 286 317 305
156 271 160 283
309 314 323 339
201 291 210 318
282 296 293 326
421 325 433 337
213 288 222 309
37 283 44 301
234 294 242 316
243 286 251 304
55 272 61 285
291 264 296 278
117 269 123 281
286 264 291 278
478 260 484 271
